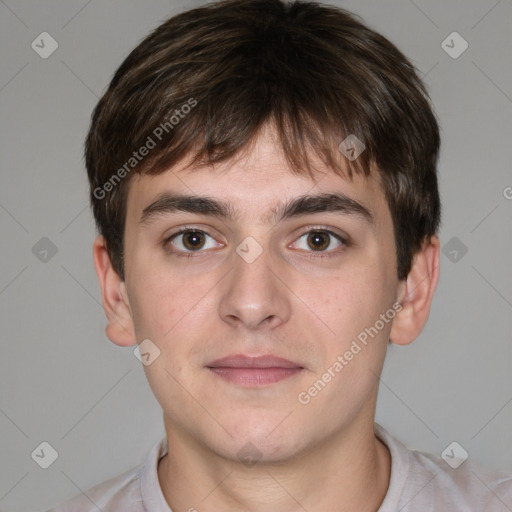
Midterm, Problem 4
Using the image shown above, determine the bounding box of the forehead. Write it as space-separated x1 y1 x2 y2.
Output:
125 127 388 229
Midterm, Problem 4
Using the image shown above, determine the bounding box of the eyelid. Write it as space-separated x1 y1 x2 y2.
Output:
293 225 348 241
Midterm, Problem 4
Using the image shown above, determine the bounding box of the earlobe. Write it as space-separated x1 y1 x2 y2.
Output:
92 235 137 347
389 235 440 346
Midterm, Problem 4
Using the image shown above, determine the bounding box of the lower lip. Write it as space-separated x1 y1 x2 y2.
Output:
208 367 302 386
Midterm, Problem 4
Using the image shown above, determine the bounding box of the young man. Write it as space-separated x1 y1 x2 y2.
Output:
47 0 512 510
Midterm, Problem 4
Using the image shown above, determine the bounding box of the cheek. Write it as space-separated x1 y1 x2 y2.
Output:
127 271 182 341
297 269 392 403
128 274 195 409
127 265 216 361
309 267 389 339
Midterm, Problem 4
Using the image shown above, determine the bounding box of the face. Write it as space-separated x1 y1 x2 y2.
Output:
121 125 401 462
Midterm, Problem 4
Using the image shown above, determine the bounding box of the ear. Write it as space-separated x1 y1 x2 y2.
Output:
93 235 137 347
389 235 440 346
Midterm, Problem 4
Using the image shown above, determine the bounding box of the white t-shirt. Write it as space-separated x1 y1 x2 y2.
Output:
45 423 512 511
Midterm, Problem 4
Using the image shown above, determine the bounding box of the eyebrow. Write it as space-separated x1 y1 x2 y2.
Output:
139 192 374 227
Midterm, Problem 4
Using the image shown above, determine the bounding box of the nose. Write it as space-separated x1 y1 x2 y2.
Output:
218 244 291 331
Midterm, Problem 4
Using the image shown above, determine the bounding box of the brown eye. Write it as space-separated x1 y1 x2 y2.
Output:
306 231 331 251
181 231 206 250
167 230 219 253
292 229 346 256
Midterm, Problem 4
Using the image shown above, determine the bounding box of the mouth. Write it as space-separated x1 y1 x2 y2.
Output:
206 354 304 386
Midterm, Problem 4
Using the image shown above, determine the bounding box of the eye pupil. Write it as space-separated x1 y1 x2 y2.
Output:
308 232 329 251
183 231 205 250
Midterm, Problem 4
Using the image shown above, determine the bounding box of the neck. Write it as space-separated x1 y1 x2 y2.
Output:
158 416 391 512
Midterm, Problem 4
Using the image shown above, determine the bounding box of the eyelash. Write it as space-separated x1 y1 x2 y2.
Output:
163 226 349 260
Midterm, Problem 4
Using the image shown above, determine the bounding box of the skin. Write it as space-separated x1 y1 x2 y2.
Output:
94 123 440 512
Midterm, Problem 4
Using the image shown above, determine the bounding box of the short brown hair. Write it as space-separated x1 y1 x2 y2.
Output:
86 0 441 281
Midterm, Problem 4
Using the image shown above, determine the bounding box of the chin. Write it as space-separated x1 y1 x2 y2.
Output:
204 413 311 465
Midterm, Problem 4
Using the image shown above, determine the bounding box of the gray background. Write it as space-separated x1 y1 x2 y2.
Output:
0 0 511 510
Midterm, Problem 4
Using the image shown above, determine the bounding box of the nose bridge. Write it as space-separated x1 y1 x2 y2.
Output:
218 238 291 330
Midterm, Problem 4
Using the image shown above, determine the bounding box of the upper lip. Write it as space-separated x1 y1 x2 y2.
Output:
206 354 303 369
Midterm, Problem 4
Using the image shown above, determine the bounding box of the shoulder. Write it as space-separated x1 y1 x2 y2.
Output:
44 436 169 512
44 464 144 512
375 423 512 512
406 448 512 511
